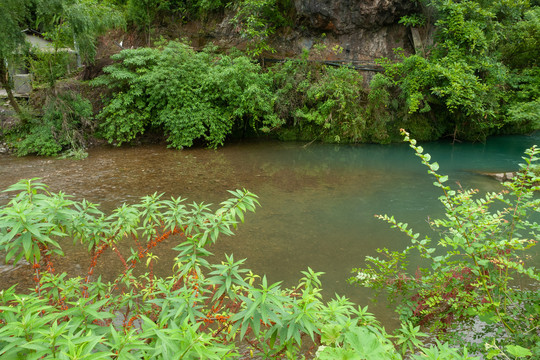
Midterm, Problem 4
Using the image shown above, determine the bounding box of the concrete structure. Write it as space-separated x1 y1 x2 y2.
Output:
1 30 78 97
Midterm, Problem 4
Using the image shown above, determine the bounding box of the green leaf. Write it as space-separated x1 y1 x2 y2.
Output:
505 345 532 358
486 348 501 359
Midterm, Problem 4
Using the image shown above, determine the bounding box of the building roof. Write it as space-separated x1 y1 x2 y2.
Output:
22 29 76 54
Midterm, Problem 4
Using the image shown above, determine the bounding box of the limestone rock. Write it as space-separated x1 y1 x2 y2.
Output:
294 0 417 33
285 0 417 61
478 171 517 182
203 1 417 62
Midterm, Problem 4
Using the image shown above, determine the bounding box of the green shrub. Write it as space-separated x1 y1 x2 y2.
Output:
28 49 74 89
294 66 366 143
270 57 315 126
271 59 369 143
504 67 540 134
351 130 540 358
231 0 289 57
9 90 93 157
93 41 280 149
375 0 540 141
0 178 480 359
271 58 404 144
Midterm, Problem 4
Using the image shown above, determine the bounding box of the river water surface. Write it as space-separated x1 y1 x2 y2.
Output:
1 133 538 329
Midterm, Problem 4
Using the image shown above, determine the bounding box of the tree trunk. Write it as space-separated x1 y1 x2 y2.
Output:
0 60 23 118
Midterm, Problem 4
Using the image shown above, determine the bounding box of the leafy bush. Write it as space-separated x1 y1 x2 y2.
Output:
28 49 74 90
271 58 401 143
93 41 280 149
376 48 507 141
270 57 314 125
499 7 540 69
231 0 289 57
0 179 480 359
362 73 398 143
8 90 93 157
271 59 364 142
351 130 540 358
125 0 183 44
294 66 366 143
504 67 540 134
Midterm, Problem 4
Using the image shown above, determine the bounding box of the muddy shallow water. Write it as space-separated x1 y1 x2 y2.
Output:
1 134 538 329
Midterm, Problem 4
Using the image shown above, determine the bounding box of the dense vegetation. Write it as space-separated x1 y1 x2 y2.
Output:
1 1 538 358
93 44 396 149
0 0 124 157
92 42 279 149
0 0 538 156
377 0 540 141
1 137 538 359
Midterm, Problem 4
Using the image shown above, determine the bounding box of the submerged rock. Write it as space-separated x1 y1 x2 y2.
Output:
478 171 516 182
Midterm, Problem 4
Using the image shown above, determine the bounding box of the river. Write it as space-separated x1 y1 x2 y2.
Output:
0 132 538 329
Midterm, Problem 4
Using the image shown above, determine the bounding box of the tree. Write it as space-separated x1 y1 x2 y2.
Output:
32 0 125 89
0 0 30 116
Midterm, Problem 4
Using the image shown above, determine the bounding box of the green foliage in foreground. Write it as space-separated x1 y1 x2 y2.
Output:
0 178 479 359
351 130 540 359
93 41 280 149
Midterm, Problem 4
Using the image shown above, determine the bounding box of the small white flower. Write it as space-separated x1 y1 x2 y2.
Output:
315 345 327 357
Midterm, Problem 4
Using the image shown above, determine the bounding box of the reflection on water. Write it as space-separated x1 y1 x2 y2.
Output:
0 133 538 329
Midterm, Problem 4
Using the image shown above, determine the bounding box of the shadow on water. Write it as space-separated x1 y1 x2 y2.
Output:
0 132 538 330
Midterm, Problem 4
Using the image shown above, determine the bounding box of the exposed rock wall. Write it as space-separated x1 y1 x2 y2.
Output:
171 0 417 62
288 0 417 60
295 0 416 32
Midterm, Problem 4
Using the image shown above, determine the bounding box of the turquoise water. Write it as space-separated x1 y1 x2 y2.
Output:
0 132 538 328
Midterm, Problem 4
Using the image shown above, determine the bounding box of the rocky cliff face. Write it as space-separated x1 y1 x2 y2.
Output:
190 0 416 62
295 0 415 32
287 0 417 60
